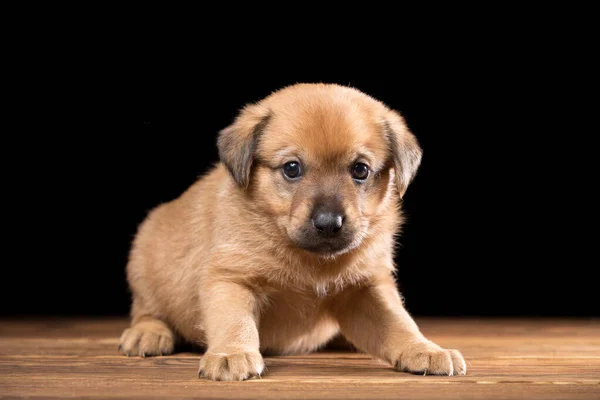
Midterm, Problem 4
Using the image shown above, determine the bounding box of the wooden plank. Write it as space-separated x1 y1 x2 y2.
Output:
1 318 599 399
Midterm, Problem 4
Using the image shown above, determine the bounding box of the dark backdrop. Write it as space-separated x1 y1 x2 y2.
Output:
4 73 596 318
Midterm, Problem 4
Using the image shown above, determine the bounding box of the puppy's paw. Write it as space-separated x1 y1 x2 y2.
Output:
198 350 265 381
118 319 175 357
394 340 466 376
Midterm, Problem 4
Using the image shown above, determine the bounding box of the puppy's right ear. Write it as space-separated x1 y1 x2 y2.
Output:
217 104 271 188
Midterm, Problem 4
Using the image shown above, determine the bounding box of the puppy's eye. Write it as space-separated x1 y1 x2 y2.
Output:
352 163 370 181
283 161 302 180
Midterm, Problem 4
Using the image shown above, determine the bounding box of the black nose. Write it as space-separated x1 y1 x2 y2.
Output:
312 210 344 236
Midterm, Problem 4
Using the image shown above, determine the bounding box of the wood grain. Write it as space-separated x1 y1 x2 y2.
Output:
1 318 599 399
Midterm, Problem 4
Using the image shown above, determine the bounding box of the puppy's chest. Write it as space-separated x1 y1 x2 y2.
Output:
260 285 334 325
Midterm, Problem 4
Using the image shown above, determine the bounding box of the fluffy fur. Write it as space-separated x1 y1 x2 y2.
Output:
118 83 467 381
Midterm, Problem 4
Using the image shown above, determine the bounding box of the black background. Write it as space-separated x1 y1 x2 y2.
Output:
4 68 596 318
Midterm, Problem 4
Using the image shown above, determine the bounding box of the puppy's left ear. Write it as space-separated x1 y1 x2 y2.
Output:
382 109 423 199
217 104 271 188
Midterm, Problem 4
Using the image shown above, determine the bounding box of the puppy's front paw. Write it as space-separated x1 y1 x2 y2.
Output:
198 350 265 381
118 320 175 357
394 340 466 376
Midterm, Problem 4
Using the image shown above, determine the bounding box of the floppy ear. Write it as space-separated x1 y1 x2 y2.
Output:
382 110 423 199
217 104 271 188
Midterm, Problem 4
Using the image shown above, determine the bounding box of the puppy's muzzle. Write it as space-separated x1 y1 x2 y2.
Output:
311 206 345 237
291 196 356 255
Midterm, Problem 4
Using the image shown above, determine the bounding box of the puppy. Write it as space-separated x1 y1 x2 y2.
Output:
118 83 467 380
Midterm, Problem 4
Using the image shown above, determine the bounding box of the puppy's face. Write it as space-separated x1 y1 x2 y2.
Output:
218 84 422 257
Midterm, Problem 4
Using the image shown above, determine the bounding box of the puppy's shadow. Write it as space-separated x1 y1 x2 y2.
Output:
316 334 359 353
174 334 358 356
174 341 207 354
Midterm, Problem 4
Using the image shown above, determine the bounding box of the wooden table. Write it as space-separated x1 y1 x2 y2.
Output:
1 318 599 399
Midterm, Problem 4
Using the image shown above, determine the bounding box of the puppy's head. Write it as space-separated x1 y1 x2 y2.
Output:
218 83 422 257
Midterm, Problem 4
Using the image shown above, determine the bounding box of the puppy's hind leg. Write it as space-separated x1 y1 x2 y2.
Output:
119 301 176 357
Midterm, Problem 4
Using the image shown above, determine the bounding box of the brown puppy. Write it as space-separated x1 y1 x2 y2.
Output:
119 83 467 381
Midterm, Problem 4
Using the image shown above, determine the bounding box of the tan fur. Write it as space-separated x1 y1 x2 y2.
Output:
118 83 467 380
